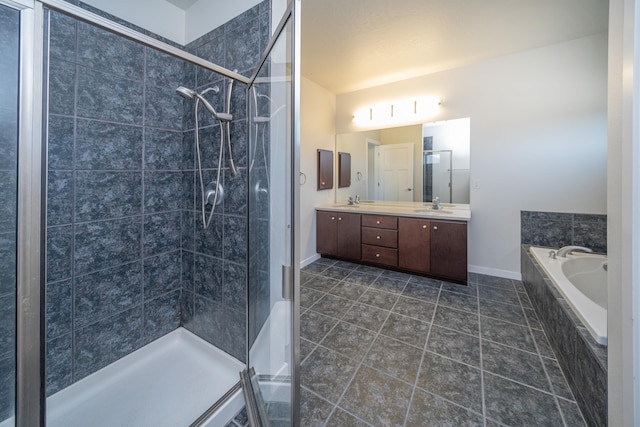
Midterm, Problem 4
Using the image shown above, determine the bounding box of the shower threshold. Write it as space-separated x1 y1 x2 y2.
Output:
45 328 245 427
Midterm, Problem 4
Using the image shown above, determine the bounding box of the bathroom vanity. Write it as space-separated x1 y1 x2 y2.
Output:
316 202 471 283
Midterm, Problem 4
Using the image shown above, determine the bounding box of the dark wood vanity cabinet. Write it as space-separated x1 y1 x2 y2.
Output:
398 218 431 273
429 220 467 282
361 214 398 267
316 211 361 260
316 209 467 283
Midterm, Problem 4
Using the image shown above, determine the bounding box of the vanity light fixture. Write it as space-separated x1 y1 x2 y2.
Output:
353 96 442 127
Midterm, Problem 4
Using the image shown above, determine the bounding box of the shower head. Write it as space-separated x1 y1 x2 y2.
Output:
176 86 232 122
176 86 196 99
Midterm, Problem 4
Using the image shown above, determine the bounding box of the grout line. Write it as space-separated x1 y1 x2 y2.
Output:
402 282 442 426
474 278 488 427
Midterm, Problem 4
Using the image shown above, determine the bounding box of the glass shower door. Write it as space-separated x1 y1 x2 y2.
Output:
246 4 298 425
0 3 21 426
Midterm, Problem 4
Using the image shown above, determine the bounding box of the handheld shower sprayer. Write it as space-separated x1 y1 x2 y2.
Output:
176 83 237 229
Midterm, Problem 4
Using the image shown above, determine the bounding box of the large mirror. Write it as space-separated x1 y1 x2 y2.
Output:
336 117 470 204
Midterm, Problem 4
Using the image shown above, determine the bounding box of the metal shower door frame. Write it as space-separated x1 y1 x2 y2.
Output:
244 0 301 424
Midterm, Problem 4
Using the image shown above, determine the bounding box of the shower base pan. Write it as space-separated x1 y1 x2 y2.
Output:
44 327 245 427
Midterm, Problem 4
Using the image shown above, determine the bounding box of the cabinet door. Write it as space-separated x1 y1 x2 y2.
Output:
398 217 431 273
337 212 361 260
316 211 338 255
430 220 467 282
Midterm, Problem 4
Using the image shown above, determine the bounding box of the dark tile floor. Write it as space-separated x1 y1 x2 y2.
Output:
299 258 587 427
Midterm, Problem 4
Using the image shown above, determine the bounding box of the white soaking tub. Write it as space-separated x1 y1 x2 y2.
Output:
529 246 607 345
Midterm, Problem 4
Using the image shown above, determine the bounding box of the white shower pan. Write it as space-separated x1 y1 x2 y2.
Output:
46 328 245 427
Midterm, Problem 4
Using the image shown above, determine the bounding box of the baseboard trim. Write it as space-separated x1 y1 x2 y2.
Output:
300 253 321 268
468 265 522 281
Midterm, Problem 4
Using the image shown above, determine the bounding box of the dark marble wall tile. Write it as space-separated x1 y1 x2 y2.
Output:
143 211 181 257
224 168 247 215
74 217 142 274
75 119 142 170
0 353 14 421
145 85 183 130
521 211 607 253
144 128 184 170
521 245 606 427
0 171 17 234
224 216 247 263
74 262 142 327
225 22 261 75
74 306 143 380
144 171 182 212
181 250 195 293
47 225 73 282
75 171 142 222
223 261 247 311
144 251 181 299
48 58 76 116
77 22 144 78
47 115 74 170
145 47 185 90
46 279 72 339
195 213 224 258
46 333 72 395
181 209 195 251
76 66 143 124
144 290 180 343
574 335 607 427
0 233 16 296
573 221 607 254
194 253 223 302
0 108 18 172
49 11 77 61
0 294 15 357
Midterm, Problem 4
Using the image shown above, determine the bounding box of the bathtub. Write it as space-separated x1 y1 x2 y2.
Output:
529 246 607 345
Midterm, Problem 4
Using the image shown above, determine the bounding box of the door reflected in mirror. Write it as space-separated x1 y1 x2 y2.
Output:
336 117 470 204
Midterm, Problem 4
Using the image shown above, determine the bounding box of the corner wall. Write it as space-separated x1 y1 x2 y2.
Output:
300 77 336 266
335 33 608 277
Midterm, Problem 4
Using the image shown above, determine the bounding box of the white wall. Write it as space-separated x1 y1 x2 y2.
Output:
300 77 336 266
83 0 263 45
335 33 608 277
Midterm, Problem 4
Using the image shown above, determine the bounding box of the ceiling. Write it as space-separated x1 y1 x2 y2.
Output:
165 0 199 10
301 0 609 94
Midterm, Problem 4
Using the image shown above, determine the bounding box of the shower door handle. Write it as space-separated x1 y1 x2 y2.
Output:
282 265 293 301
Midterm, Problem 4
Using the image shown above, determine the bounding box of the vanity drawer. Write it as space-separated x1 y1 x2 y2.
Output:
362 214 397 230
361 244 398 267
361 227 398 248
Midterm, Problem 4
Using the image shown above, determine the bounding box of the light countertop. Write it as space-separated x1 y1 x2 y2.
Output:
316 201 471 222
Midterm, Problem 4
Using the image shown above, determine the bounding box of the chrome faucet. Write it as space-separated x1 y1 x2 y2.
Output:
556 245 593 257
355 195 360 204
347 196 354 205
432 197 441 210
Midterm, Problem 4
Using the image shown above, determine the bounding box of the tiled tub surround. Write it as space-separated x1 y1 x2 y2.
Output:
521 210 607 254
45 1 270 398
521 245 607 427
0 4 19 422
300 258 587 426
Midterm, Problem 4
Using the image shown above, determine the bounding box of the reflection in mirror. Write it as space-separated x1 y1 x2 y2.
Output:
336 118 470 204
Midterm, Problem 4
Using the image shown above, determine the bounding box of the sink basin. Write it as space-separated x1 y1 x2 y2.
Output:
414 209 454 215
332 204 360 209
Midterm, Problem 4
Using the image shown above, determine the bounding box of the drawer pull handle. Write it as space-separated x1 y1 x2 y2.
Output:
433 226 438 230
338 217 342 221
376 220 381 224
376 236 381 239
376 253 380 257
331 216 335 220
422 225 427 229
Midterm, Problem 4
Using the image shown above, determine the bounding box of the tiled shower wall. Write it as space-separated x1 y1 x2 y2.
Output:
520 211 607 253
0 5 19 421
180 1 271 363
45 1 270 395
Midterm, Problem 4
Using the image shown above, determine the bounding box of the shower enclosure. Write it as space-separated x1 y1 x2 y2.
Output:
1 0 300 425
